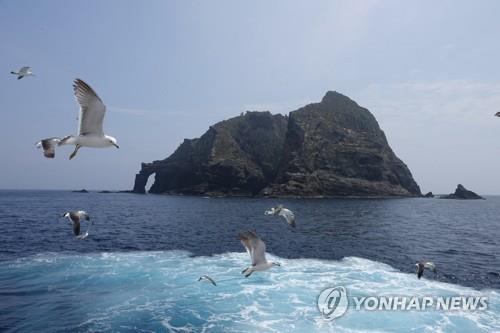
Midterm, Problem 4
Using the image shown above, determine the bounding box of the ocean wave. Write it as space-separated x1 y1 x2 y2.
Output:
0 251 498 332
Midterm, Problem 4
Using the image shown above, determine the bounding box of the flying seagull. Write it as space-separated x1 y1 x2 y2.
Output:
415 261 437 279
36 79 119 159
198 275 217 286
62 210 91 238
265 205 296 227
239 231 280 278
11 66 34 80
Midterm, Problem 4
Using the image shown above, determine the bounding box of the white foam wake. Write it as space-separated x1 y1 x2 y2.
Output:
3 251 499 332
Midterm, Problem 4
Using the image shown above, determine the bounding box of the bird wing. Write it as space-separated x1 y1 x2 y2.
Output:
72 220 81 236
36 138 61 158
19 67 30 74
246 231 267 266
239 232 253 261
423 262 436 272
78 211 90 221
415 263 424 278
68 211 80 224
278 208 296 227
73 79 106 135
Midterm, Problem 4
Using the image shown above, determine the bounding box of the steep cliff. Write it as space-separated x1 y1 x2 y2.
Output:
262 91 420 197
133 91 421 197
134 111 288 195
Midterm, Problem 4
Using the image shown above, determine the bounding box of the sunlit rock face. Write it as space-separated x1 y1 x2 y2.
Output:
134 91 421 197
263 91 421 197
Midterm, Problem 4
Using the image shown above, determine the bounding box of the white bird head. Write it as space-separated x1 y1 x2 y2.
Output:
105 135 119 149
264 208 274 215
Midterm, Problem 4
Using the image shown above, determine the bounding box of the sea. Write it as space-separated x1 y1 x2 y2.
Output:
0 190 499 332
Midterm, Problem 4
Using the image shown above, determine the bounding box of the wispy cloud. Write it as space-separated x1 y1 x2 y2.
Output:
356 80 500 123
351 79 500 194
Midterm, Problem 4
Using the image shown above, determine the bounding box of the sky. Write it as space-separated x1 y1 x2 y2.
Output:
1 0 500 194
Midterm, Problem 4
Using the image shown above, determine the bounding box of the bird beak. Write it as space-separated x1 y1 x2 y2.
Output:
113 143 119 149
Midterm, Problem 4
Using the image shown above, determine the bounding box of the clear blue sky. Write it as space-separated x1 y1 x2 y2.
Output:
1 0 500 193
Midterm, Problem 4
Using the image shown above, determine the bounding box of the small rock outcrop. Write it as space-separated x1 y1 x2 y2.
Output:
133 91 421 197
440 184 484 200
72 189 89 193
423 192 434 198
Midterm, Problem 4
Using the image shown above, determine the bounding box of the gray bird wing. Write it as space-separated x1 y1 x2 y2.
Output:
423 262 436 272
72 220 81 236
19 67 30 74
78 211 90 221
416 262 425 278
36 137 61 158
246 231 267 266
239 232 253 261
68 211 81 224
278 208 296 227
73 79 106 135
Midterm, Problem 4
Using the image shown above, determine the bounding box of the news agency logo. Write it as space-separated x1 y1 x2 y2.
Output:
317 286 488 321
317 286 349 320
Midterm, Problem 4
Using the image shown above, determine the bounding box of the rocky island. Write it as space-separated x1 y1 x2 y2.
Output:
440 184 484 200
133 91 421 197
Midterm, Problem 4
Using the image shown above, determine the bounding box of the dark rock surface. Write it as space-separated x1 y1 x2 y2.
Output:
440 184 484 200
424 192 434 198
72 189 89 193
133 91 421 197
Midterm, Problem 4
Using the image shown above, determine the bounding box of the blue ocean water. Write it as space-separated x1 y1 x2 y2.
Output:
0 190 499 332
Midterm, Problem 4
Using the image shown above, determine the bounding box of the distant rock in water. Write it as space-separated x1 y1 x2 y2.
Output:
72 189 89 193
424 192 435 198
440 184 484 200
133 91 421 197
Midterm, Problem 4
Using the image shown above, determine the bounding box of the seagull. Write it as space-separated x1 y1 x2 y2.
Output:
239 231 280 278
415 261 437 279
62 210 91 237
198 275 217 286
36 79 119 159
265 205 296 227
10 66 34 80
